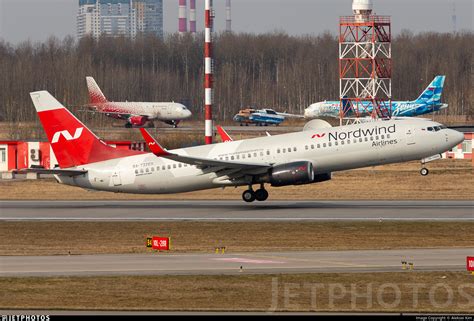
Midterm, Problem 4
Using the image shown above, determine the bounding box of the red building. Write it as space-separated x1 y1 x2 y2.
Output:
0 140 145 172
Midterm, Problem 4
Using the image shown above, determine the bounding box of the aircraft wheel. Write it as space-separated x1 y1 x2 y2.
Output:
420 168 429 176
255 188 268 202
242 190 256 203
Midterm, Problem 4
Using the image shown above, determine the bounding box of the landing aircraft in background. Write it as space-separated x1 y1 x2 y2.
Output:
305 76 448 119
28 91 463 202
85 76 192 128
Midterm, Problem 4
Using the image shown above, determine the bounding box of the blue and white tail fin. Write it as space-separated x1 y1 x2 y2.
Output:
415 75 445 104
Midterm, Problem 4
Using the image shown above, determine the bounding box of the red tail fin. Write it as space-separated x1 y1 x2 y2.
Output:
86 76 108 104
216 125 233 142
30 91 143 168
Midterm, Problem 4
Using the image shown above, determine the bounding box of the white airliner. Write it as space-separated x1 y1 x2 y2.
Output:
29 91 463 202
85 77 192 128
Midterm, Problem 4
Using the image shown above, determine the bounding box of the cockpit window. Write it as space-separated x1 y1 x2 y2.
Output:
427 127 433 131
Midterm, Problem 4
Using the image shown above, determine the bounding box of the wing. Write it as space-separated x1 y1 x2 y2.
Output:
16 168 88 177
139 128 271 175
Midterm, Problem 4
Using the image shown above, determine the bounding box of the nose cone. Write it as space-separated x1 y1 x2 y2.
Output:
451 129 465 146
304 106 316 118
178 104 192 119
183 108 192 119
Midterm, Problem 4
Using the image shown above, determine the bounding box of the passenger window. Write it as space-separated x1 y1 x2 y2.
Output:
341 141 345 145
283 148 286 153
287 148 291 153
347 140 350 144
248 153 251 158
242 154 246 159
162 166 165 170
387 134 391 139
225 157 229 161
277 149 280 154
305 145 308 150
381 135 384 139
173 164 176 169
151 167 154 172
365 137 368 142
323 143 327 148
293 147 297 152
178 163 182 168
140 169 144 173
311 144 315 149
370 137 373 141
167 165 171 170
375 136 379 140
317 144 320 149
254 153 257 157
231 156 234 160
359 138 363 142
335 141 338 146
266 150 270 155
135 169 138 174
328 142 332 147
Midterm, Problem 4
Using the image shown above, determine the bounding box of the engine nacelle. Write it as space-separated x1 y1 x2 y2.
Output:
268 161 314 187
129 116 148 126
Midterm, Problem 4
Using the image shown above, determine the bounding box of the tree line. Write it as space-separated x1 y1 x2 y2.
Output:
0 31 472 127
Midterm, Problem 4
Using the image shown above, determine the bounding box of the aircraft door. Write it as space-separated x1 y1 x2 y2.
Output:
111 171 122 186
0 147 7 172
405 128 416 146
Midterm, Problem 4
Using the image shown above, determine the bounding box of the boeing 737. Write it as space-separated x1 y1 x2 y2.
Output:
305 76 448 119
29 91 463 202
85 77 192 128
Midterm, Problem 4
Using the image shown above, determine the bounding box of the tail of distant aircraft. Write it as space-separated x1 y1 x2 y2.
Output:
415 75 445 104
86 76 108 104
30 91 142 169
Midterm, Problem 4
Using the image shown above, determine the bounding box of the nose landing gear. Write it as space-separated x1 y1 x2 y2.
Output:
420 167 429 176
242 184 269 202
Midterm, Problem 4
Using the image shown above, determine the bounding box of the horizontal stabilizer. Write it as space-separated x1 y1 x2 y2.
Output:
16 168 88 177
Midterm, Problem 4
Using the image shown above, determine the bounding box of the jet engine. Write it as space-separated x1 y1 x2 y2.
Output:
267 161 314 187
128 116 148 126
256 161 332 187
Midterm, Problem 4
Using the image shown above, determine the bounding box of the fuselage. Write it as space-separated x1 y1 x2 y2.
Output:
305 101 448 118
89 101 192 121
56 118 463 194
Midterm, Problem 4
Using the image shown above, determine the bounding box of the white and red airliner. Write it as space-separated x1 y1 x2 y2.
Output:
29 91 463 202
85 77 192 128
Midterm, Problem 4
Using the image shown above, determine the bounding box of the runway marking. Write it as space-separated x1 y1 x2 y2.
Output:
2 218 474 222
213 258 285 264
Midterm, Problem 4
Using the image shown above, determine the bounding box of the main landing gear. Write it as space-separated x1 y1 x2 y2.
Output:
242 184 269 202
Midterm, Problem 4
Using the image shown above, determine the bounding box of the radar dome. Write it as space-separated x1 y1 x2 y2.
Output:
352 0 373 21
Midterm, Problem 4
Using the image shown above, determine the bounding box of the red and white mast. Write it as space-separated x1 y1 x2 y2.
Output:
189 0 196 34
204 0 214 144
178 0 187 35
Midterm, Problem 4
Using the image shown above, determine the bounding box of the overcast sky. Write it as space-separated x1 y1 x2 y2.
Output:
0 0 472 44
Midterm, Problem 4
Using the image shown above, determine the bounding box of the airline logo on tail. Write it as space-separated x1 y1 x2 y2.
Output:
51 127 84 144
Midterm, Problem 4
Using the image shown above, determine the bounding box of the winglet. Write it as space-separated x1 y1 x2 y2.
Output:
216 125 233 142
139 128 171 156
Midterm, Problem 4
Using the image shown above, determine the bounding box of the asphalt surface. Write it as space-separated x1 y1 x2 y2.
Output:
0 248 470 277
0 200 472 221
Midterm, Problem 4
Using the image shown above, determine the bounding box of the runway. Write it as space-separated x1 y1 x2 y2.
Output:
0 248 470 277
0 200 472 221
